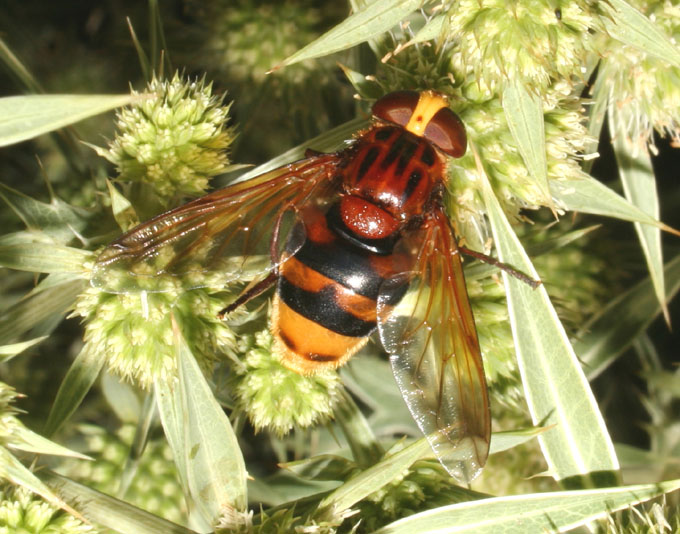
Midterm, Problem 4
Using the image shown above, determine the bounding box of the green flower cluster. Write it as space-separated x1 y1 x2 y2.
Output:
448 0 601 92
233 330 340 437
599 0 680 146
0 485 94 534
73 285 237 388
99 73 236 202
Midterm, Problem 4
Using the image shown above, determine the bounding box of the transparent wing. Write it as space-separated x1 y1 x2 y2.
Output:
377 208 490 483
92 154 339 293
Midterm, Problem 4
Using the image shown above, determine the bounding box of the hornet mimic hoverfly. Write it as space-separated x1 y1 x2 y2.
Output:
93 90 492 483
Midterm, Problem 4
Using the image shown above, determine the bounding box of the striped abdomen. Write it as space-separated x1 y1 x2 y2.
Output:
272 202 408 374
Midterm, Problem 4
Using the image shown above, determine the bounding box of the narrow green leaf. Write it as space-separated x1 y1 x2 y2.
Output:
318 438 433 519
40 471 198 534
411 13 445 43
275 0 422 68
488 428 545 455
576 253 680 381
156 319 247 528
582 64 610 174
334 388 383 468
603 0 680 68
343 355 414 435
0 277 84 345
177 326 247 515
44 345 105 437
7 424 90 459
106 179 139 232
154 376 190 495
503 80 551 205
609 106 666 320
0 183 90 242
100 372 142 424
0 449 81 520
480 172 619 482
550 174 669 229
0 94 137 147
0 336 47 361
0 233 90 273
374 479 680 533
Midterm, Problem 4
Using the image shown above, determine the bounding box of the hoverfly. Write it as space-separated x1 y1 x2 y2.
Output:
93 90 490 483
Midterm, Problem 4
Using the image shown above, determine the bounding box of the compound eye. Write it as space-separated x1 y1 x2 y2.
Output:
424 107 467 158
372 91 420 128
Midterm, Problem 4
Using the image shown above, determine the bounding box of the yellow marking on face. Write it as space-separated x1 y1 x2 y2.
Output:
404 91 449 136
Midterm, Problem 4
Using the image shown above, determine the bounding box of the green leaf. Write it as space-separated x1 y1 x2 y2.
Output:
0 449 82 520
0 183 90 242
274 0 422 69
609 106 666 320
550 174 671 230
480 172 619 483
0 94 137 147
575 253 680 381
503 80 551 204
157 319 247 528
582 64 609 174
411 13 445 43
602 0 680 68
0 232 91 273
0 276 84 345
334 388 383 468
343 354 416 437
100 372 142 423
488 428 545 455
43 345 105 437
7 424 90 460
40 471 198 534
0 336 47 361
374 479 680 533
317 438 434 520
106 179 139 232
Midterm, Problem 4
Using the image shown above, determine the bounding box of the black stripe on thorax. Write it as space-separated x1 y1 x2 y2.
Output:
380 131 421 175
356 146 380 182
278 277 376 337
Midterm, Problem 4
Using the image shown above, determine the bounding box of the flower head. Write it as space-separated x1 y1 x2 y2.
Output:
0 485 94 534
73 284 237 389
100 73 236 202
233 330 340 437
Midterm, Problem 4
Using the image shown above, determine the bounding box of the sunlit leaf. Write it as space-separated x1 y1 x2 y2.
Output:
550 174 673 232
374 479 680 533
602 0 680 68
0 94 137 147
503 80 551 205
44 345 105 437
0 449 82 520
274 0 422 68
0 276 84 345
609 105 666 320
40 471 197 534
0 336 47 361
480 165 619 483
0 183 90 243
156 319 247 528
0 232 90 273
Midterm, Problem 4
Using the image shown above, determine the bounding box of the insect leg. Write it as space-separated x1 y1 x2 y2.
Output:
218 272 278 318
458 246 541 289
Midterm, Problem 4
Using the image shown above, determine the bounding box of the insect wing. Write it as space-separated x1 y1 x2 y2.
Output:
92 154 339 293
377 209 490 483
